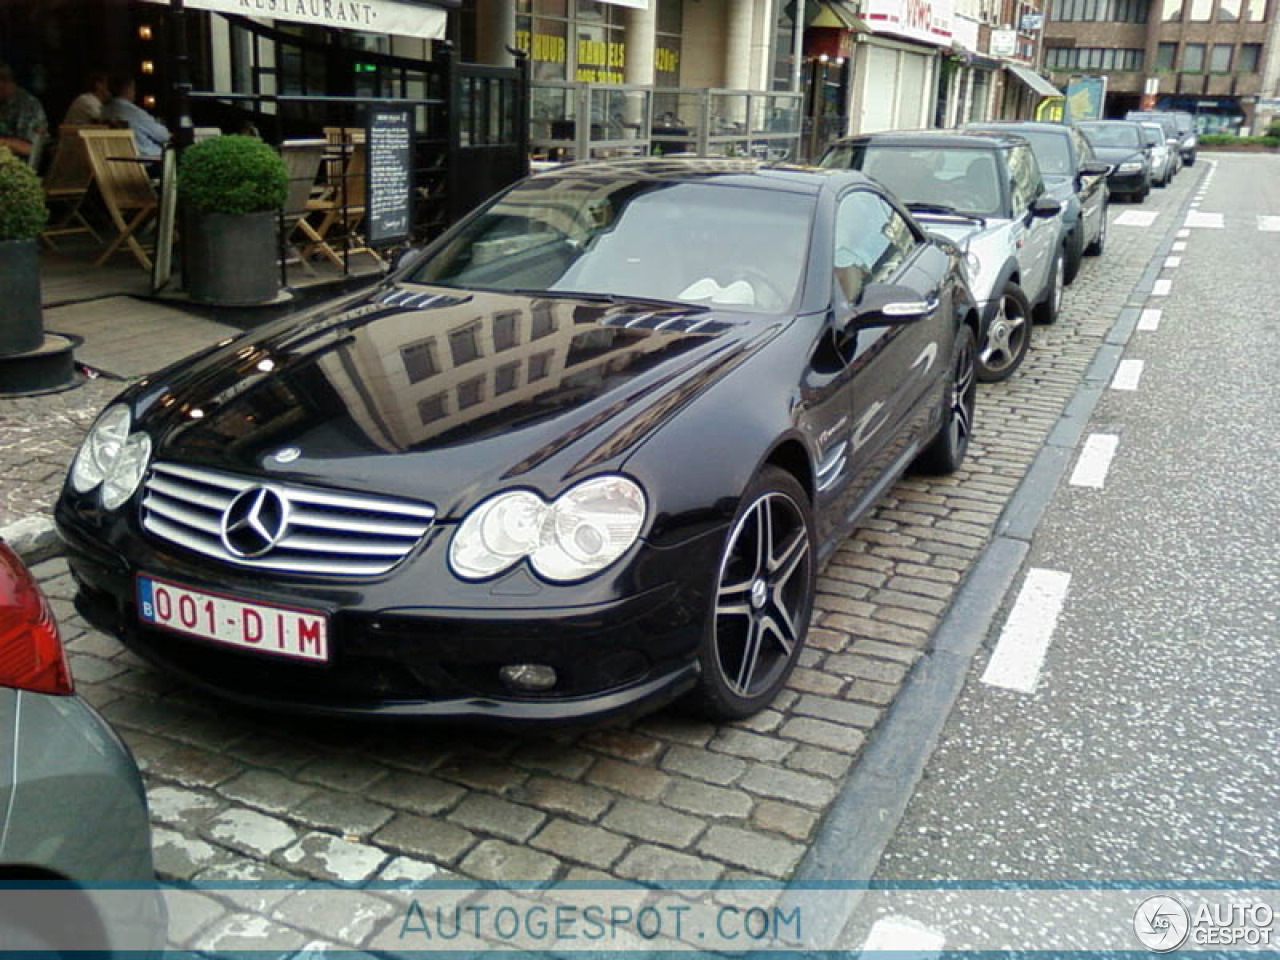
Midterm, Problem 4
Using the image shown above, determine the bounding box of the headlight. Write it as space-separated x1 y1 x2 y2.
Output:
965 251 981 279
1117 161 1143 173
71 404 132 493
101 433 152 511
450 475 647 583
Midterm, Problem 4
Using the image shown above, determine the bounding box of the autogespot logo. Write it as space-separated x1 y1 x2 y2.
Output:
1135 896 1191 952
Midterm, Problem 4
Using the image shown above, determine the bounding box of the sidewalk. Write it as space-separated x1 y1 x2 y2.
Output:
0 296 237 556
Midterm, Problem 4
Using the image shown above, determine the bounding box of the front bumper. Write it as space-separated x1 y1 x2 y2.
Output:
1107 169 1148 193
57 499 714 725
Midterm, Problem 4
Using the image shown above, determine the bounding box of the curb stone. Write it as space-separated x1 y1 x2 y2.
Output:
787 160 1212 942
1 515 59 564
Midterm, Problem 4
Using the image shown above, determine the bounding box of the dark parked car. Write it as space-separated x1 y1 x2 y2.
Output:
56 159 979 723
965 120 1111 284
1128 110 1196 166
821 130 1064 383
1078 120 1151 202
0 540 163 952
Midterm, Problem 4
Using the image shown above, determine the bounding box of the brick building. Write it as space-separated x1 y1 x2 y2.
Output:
1042 0 1279 132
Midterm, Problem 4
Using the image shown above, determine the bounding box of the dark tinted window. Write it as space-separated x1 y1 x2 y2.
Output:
833 192 917 303
974 128 1072 175
1008 145 1042 210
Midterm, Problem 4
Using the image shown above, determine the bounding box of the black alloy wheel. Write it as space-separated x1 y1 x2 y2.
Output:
1086 203 1108 256
915 323 977 476
976 282 1032 383
693 467 815 719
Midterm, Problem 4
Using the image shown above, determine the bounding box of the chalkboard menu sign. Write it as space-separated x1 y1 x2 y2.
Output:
366 107 414 247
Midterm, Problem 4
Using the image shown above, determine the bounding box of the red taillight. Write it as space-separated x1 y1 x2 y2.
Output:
0 542 74 696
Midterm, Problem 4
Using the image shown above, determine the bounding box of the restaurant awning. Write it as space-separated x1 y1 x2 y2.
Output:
141 0 451 41
809 0 868 31
1004 62 1062 98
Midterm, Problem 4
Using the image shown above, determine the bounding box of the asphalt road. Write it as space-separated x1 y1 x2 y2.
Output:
849 153 1280 949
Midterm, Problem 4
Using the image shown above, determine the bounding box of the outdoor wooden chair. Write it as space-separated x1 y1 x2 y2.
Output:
79 129 158 270
39 124 106 250
279 139 331 274
303 140 383 268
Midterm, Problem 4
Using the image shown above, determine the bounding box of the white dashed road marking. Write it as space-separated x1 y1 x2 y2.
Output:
1069 433 1120 489
1138 308 1162 331
1114 210 1159 227
1259 216 1280 232
1185 211 1224 229
981 568 1073 694
861 916 947 955
1172 241 1186 252
1177 228 1190 238
1111 358 1145 391
1164 256 1182 268
1153 278 1172 296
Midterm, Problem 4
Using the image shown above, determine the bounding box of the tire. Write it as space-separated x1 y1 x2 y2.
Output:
1085 201 1108 256
1033 246 1065 325
1139 182 1151 202
1063 224 1085 285
1184 151 1196 167
690 465 815 720
914 324 977 476
976 281 1032 383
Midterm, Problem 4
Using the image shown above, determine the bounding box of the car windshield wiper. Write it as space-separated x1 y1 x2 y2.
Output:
905 203 987 226
507 288 711 313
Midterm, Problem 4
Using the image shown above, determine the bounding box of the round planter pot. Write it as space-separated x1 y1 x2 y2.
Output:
185 210 280 306
0 238 44 357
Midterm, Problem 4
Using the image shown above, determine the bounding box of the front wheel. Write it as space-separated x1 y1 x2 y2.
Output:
914 324 977 476
1085 203 1108 256
691 467 815 720
1064 225 1085 285
976 282 1032 383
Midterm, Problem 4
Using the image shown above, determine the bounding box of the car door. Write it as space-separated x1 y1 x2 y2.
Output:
1008 143 1057 302
831 190 947 525
1072 129 1105 244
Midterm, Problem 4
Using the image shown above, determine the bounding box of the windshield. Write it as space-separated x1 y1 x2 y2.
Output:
1130 113 1179 138
990 129 1072 175
411 177 814 314
1080 123 1142 149
822 144 1004 218
1140 124 1164 147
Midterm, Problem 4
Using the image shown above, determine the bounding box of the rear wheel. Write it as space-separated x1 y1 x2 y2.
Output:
1085 202 1108 256
915 324 977 476
1034 247 1065 325
691 467 815 720
976 282 1032 383
1064 225 1085 284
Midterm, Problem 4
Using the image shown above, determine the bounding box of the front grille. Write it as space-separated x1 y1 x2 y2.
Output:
140 462 436 577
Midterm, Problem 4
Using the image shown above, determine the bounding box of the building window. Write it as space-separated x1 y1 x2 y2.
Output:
1210 43 1233 71
457 376 485 409
448 324 481 366
401 340 438 384
1156 42 1178 70
1183 43 1205 70
1246 0 1266 21
1190 0 1213 18
418 393 448 425
528 351 553 382
1050 0 1148 19
495 361 520 395
1162 0 1183 19
1046 47 1144 70
1217 0 1243 17
493 311 520 351
1239 43 1262 71
530 303 557 339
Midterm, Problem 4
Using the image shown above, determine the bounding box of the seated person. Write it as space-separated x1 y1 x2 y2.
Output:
0 62 48 159
102 74 170 157
62 72 110 126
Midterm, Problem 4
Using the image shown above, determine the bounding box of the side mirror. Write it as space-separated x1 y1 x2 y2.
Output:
394 247 421 273
1031 195 1062 218
851 283 938 327
1079 160 1112 177
1167 137 1180 147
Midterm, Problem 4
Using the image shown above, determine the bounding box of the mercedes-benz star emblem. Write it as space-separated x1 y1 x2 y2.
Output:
220 487 289 558
273 446 301 464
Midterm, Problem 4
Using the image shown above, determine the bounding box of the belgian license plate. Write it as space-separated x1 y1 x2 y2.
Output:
136 575 329 663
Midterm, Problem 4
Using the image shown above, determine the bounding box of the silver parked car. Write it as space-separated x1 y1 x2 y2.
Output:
0 540 163 952
822 130 1065 382
1139 122 1178 187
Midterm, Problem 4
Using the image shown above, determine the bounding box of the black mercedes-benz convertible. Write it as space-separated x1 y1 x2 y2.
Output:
56 158 978 724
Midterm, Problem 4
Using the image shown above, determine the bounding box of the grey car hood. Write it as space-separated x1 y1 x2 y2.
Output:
917 214 1008 304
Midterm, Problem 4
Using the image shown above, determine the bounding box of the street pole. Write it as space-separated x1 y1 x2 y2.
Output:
792 0 805 93
169 0 194 149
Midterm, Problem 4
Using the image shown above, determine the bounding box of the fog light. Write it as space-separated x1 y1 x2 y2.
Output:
500 663 557 692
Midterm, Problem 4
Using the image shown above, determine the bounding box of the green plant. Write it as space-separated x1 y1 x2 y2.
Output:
0 146 49 242
179 135 288 216
1267 118 1280 138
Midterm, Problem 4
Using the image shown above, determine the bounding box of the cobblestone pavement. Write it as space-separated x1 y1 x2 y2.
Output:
12 168 1199 946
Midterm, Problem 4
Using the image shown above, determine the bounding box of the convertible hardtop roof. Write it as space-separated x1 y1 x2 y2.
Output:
529 156 870 194
1078 119 1141 126
966 120 1073 137
829 128 1029 151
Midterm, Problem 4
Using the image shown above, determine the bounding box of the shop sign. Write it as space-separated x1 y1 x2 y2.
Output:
951 13 979 52
1020 12 1043 30
989 29 1017 56
141 0 447 39
514 31 681 84
865 0 954 46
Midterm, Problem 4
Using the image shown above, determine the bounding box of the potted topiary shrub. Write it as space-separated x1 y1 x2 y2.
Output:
0 145 49 356
179 134 288 305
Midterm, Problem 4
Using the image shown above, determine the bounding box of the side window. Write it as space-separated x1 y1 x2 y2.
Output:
1007 145 1042 210
1073 130 1095 165
833 192 918 303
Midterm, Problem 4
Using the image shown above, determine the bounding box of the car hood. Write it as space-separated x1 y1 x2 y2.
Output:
917 215 1005 302
1091 146 1145 165
129 283 780 516
1042 175 1076 202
